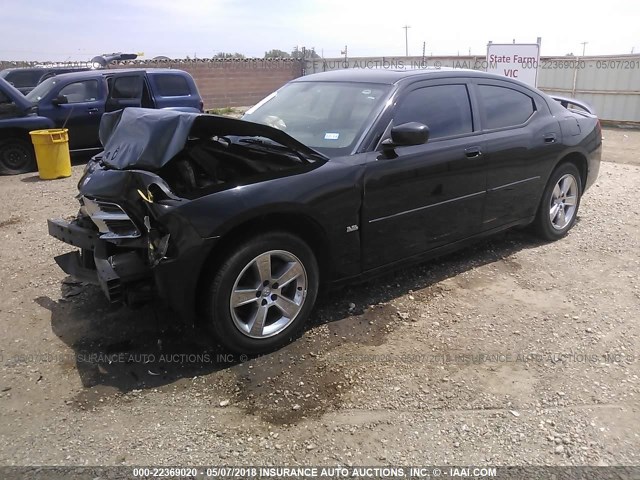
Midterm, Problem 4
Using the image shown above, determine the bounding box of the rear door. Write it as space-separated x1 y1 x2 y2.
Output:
474 80 563 228
105 72 145 112
361 80 487 270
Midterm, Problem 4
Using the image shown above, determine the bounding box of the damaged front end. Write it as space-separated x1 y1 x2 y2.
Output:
48 108 324 318
48 165 212 308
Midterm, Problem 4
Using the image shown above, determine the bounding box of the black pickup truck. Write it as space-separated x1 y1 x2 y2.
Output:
0 68 203 175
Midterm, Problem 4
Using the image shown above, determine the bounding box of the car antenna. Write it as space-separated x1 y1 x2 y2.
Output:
62 104 76 130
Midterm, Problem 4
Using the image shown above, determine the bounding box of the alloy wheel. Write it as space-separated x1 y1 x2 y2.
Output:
229 250 307 338
549 173 578 230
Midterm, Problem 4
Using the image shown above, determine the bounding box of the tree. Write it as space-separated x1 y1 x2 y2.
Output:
264 49 291 59
305 47 321 59
214 52 246 59
291 47 321 59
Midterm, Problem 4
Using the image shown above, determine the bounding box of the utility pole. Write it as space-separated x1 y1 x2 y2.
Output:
580 41 588 56
341 45 348 62
403 25 411 56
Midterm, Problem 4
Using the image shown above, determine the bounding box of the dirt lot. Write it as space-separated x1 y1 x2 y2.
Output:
0 128 638 467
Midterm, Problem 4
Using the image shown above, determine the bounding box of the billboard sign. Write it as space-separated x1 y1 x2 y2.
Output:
486 42 541 86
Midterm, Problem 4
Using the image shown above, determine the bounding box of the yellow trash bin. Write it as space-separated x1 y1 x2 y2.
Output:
29 129 72 180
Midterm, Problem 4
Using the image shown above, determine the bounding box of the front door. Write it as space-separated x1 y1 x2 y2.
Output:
361 82 487 270
44 78 105 149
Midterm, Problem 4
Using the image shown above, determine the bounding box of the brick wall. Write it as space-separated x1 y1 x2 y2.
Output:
119 59 303 109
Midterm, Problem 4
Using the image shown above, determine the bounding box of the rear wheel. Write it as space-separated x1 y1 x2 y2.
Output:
533 163 582 240
203 232 319 353
0 138 37 175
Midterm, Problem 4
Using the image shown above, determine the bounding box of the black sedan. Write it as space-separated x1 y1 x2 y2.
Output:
48 68 602 353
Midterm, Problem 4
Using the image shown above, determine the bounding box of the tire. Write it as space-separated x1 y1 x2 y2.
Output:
0 138 37 175
533 163 582 241
203 232 319 353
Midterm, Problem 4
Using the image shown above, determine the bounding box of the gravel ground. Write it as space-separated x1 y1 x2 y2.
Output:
0 128 638 467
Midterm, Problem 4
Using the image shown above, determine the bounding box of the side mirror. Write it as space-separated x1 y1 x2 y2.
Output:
382 122 429 151
51 95 68 106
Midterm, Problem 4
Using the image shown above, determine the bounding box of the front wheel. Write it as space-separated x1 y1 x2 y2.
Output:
203 232 319 353
533 163 582 241
0 138 37 175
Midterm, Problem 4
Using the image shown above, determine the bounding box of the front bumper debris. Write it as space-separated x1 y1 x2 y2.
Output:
48 219 151 304
48 218 99 251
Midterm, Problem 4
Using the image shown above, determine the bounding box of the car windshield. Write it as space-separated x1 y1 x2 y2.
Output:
243 81 392 157
25 77 59 102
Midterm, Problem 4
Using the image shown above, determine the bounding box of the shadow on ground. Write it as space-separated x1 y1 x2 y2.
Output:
36 228 545 419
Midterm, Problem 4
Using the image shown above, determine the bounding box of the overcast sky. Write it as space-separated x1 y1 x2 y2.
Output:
1 0 638 61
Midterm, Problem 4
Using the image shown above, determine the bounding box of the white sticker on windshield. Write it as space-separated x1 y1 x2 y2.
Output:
324 132 340 140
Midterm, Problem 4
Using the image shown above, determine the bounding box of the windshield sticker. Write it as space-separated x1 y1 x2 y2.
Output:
324 132 340 140
361 89 372 95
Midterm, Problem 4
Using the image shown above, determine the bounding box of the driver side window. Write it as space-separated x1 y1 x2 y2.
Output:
395 84 474 140
58 80 99 103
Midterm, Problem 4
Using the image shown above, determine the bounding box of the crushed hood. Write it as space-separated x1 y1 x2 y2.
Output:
99 108 326 171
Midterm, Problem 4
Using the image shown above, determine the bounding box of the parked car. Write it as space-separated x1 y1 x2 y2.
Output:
0 68 203 174
0 77 55 175
0 53 139 95
48 69 602 353
0 67 91 95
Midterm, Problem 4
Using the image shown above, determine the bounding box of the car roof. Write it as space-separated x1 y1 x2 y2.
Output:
40 68 186 82
1 66 89 74
1 67 48 73
294 68 530 87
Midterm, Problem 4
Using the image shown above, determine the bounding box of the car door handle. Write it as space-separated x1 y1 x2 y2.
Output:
544 133 557 143
464 146 482 158
87 107 99 114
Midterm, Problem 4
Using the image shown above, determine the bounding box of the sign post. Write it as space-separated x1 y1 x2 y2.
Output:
486 39 541 87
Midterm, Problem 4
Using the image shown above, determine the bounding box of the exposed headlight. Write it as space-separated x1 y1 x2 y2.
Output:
80 196 141 239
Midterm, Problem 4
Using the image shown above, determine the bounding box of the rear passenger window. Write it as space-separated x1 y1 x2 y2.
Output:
154 74 191 96
394 84 473 139
0 91 11 104
478 85 535 129
109 76 143 99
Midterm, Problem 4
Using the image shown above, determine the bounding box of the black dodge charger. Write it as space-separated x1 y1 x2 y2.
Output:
48 68 602 353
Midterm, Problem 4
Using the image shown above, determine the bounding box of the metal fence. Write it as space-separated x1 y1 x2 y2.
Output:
304 54 640 123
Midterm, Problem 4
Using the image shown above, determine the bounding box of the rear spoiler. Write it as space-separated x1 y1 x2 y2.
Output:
550 95 595 115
